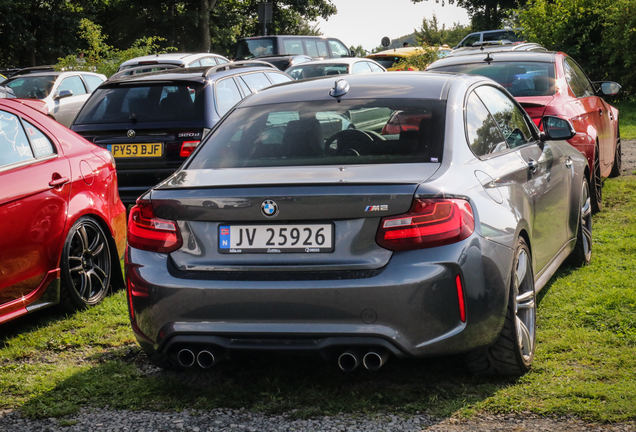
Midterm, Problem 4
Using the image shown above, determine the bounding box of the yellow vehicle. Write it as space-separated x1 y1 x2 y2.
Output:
366 45 452 71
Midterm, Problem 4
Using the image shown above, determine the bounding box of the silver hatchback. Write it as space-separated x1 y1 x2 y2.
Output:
125 72 590 375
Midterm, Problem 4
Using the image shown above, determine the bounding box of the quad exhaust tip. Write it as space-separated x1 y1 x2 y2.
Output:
338 348 390 372
196 350 217 369
363 349 389 371
338 348 362 372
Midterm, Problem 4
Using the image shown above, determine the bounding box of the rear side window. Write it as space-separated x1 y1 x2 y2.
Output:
240 72 272 92
304 40 328 57
267 72 292 84
465 92 506 157
215 78 243 117
23 120 55 157
432 62 555 97
199 57 217 66
474 85 533 148
282 39 304 55
564 58 595 98
81 74 104 92
0 110 34 167
59 76 87 96
74 83 205 124
235 38 276 59
188 98 446 169
352 62 372 74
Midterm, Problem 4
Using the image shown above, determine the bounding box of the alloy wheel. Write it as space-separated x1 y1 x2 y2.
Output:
514 248 535 361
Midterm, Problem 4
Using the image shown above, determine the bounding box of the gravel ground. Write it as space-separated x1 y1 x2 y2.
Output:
1 141 635 432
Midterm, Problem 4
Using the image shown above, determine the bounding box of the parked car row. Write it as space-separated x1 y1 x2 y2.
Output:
0 37 622 378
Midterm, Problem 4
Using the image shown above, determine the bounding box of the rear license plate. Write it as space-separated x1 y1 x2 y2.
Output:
219 224 334 254
108 143 163 158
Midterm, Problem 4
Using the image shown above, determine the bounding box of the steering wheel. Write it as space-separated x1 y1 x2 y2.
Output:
325 129 374 156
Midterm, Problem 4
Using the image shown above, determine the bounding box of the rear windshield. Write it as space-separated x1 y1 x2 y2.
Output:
432 61 555 97
286 64 349 79
369 57 401 69
188 98 446 169
74 83 205 125
236 38 277 60
4 75 56 99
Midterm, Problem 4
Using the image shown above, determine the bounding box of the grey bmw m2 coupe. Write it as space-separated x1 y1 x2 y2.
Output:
125 72 591 376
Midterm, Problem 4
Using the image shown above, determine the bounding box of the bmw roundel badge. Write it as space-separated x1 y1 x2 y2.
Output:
261 200 278 217
127 129 136 138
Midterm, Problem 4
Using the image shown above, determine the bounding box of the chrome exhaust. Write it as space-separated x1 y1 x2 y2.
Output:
196 350 217 369
363 349 389 371
338 348 362 372
177 348 196 367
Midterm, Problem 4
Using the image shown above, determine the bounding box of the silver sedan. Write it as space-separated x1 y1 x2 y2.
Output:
125 72 590 376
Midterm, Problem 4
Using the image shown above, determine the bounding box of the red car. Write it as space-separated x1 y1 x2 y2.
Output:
0 99 126 324
428 50 621 212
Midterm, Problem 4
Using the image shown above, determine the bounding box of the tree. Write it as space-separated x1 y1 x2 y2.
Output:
412 0 524 31
350 45 368 57
415 14 472 47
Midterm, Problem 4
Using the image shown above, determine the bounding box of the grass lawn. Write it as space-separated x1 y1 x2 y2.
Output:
615 100 636 140
0 176 635 423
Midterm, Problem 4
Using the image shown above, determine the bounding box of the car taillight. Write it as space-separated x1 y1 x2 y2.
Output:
376 198 475 251
180 140 200 157
127 202 182 253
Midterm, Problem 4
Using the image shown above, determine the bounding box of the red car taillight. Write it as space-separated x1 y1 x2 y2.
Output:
180 140 200 157
127 202 182 253
376 199 475 251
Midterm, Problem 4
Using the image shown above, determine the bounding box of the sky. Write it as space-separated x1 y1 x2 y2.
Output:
315 0 470 52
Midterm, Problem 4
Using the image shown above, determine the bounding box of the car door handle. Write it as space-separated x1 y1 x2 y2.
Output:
527 158 539 173
565 157 573 168
49 176 70 187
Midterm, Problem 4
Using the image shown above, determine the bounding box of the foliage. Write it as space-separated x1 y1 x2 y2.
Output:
392 45 440 71
518 0 636 97
55 20 174 77
412 0 524 31
350 45 368 57
415 14 472 47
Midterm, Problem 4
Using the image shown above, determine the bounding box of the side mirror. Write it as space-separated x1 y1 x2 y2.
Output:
594 81 621 96
540 116 576 141
55 89 73 100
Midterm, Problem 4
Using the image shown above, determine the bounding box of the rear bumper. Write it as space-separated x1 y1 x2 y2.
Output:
126 234 513 360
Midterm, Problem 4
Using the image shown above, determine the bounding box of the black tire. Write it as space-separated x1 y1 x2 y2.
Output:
609 133 622 178
567 178 592 267
590 147 603 213
60 217 112 312
465 237 536 376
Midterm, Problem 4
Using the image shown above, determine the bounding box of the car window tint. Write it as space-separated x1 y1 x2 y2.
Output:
0 110 34 167
217 57 229 64
267 72 292 84
564 58 595 97
282 39 304 55
240 72 271 92
483 31 506 41
460 34 480 47
352 61 372 74
328 40 350 58
367 62 384 72
216 77 243 117
23 120 55 157
432 62 555 97
465 91 507 157
81 74 105 92
189 60 201 67
59 76 87 96
74 83 204 124
304 40 319 57
474 85 533 148
188 98 446 169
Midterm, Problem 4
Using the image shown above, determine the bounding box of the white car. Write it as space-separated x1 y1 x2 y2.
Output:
117 53 230 72
3 71 106 127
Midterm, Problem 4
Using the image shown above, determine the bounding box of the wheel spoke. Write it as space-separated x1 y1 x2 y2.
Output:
87 269 106 295
79 271 92 299
93 264 107 281
68 256 83 273
77 224 89 252
516 291 535 309
515 250 528 288
516 316 533 357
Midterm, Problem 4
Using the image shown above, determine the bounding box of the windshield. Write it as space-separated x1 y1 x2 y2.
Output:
74 83 205 125
432 61 555 97
188 98 446 169
4 75 56 99
286 64 349 80
235 38 277 60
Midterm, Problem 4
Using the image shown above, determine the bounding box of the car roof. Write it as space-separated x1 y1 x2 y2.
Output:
239 71 479 107
122 52 228 63
448 42 547 57
368 46 449 58
4 71 104 80
103 62 282 86
287 58 380 66
241 35 332 40
428 50 558 69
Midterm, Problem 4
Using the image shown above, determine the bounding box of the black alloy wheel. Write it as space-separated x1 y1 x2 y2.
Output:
466 237 536 376
60 217 112 312
590 146 603 213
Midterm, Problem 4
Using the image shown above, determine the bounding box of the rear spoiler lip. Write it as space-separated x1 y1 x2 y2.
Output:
518 101 547 108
